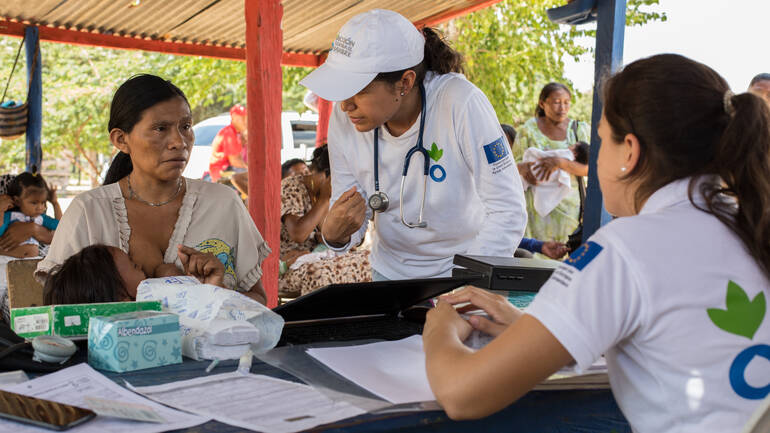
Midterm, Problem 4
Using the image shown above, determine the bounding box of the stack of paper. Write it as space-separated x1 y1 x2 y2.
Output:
131 372 365 433
0 363 208 433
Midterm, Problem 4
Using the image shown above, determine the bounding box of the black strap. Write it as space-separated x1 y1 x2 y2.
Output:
571 120 585 223
1 34 26 103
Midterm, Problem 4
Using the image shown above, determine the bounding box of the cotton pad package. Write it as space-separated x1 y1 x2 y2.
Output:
136 276 285 360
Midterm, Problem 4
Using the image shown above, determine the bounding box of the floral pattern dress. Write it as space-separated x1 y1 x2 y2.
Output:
278 175 371 297
513 117 590 241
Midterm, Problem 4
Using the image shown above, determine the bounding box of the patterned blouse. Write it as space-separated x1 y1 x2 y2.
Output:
280 175 317 254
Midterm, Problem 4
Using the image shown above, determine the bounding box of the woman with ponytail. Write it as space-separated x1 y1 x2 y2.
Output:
423 54 770 431
37 74 270 304
300 9 526 281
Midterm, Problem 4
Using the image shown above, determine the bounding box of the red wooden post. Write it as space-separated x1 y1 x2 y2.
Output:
245 0 282 308
315 98 332 147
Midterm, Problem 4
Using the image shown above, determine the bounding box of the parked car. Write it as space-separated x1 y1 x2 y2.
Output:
183 111 319 180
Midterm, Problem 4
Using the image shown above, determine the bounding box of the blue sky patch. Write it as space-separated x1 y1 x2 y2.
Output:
564 241 603 271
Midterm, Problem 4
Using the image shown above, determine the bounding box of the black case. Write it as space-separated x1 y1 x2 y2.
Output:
452 254 559 292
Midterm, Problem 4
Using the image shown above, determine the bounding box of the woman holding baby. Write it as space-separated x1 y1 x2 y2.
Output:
513 82 590 241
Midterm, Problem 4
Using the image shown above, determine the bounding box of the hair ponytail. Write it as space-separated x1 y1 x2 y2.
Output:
103 152 133 185
421 27 464 77
702 92 770 279
374 27 464 86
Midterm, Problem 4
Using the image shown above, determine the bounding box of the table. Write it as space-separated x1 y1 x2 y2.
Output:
101 356 630 433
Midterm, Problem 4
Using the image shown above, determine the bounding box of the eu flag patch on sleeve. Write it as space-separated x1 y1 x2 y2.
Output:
564 241 603 271
483 137 509 164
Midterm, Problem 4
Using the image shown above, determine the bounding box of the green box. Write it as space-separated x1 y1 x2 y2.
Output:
10 301 162 339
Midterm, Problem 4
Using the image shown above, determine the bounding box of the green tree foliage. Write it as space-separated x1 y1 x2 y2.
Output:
0 38 313 183
449 0 665 128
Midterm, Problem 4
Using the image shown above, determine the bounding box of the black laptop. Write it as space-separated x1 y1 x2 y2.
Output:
452 254 559 292
274 276 473 345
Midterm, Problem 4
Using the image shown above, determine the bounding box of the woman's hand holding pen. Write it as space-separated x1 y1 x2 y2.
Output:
322 186 367 247
438 286 524 337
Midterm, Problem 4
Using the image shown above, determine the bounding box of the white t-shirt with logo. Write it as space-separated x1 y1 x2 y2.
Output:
527 178 770 433
327 71 527 279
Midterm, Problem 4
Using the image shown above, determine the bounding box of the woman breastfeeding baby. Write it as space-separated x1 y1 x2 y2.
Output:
38 74 271 305
44 244 224 304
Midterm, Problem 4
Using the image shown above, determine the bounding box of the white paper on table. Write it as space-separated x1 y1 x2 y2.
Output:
306 335 435 405
130 372 365 433
0 363 209 433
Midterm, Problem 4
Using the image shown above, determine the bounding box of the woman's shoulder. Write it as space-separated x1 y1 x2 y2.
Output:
186 178 238 196
426 72 482 103
70 183 122 206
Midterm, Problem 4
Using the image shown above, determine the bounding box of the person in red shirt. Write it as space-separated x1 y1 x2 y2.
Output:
207 104 248 182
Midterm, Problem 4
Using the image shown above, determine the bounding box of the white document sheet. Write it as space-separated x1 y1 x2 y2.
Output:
306 335 435 404
130 372 365 433
308 336 611 405
0 363 209 433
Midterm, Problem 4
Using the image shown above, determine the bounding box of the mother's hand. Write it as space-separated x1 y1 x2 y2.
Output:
0 222 53 250
440 286 523 337
177 244 225 287
517 162 538 185
321 187 366 246
532 157 563 182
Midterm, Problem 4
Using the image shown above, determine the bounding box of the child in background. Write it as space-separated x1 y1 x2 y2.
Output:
43 244 225 305
0 173 61 258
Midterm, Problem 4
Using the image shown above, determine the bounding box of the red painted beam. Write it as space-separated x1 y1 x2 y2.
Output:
0 19 246 61
245 0 283 308
0 19 320 66
281 52 321 67
413 0 504 27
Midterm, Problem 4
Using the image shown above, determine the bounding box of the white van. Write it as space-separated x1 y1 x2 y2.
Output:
182 111 319 180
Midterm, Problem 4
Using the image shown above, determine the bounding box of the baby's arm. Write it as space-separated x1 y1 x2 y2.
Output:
153 263 184 278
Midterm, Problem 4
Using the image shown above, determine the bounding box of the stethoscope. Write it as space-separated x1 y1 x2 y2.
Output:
368 83 428 229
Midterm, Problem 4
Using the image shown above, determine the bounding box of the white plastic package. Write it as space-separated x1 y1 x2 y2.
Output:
136 277 284 360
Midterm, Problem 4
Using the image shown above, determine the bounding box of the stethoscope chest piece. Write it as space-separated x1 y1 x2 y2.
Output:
368 191 389 212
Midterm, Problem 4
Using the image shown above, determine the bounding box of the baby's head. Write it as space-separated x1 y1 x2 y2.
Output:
44 245 146 305
501 124 516 148
570 141 589 165
7 172 48 218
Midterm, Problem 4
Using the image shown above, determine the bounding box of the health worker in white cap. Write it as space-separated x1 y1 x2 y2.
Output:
300 9 527 281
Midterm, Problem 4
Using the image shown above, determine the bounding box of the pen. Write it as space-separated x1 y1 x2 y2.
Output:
205 358 220 373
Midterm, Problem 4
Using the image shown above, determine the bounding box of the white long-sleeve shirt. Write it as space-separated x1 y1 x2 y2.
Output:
327 72 526 279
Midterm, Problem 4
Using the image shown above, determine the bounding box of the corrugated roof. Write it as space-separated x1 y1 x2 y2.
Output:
1 0 490 54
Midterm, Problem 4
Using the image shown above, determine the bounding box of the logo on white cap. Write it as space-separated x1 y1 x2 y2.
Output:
331 35 356 58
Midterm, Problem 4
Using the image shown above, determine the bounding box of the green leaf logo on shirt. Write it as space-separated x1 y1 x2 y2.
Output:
707 281 766 340
428 142 443 162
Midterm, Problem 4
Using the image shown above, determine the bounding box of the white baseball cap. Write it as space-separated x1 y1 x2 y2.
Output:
300 9 425 102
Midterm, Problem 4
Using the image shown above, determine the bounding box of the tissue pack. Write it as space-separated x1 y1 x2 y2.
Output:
88 311 182 373
11 301 162 339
